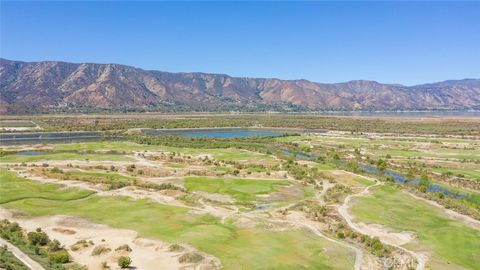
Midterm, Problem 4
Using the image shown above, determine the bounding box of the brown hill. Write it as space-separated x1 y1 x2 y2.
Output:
1 58 479 113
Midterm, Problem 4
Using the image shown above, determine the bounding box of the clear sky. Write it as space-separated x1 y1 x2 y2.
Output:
1 1 479 85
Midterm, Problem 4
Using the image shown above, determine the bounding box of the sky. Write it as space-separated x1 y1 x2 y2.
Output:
1 1 479 85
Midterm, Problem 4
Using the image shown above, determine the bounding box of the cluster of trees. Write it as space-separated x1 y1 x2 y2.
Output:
34 114 480 136
0 219 72 269
283 159 321 183
43 168 183 192
333 224 391 257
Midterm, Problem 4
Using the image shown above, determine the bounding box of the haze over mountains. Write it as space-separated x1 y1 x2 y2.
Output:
1 58 479 113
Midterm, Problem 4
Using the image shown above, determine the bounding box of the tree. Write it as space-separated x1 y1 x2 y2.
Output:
376 159 387 171
118 256 132 268
27 229 50 246
48 239 62 252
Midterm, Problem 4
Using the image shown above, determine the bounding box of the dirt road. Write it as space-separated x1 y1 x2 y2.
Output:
0 238 45 270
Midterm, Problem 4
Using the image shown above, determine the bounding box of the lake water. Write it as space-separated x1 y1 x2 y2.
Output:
15 151 49 156
144 128 286 138
177 130 282 138
0 131 104 146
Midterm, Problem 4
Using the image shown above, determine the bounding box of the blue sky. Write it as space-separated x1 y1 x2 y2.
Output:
1 1 479 85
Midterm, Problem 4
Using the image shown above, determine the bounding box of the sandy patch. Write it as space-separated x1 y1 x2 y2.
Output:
354 222 415 246
0 208 220 270
195 191 234 204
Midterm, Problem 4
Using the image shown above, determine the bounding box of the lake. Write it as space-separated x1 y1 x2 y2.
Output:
143 128 290 138
0 131 104 146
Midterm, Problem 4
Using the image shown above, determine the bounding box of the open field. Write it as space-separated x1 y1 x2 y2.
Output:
51 141 277 163
1 121 480 270
0 169 356 269
350 185 480 270
0 152 134 163
184 176 290 204
3 113 480 135
0 169 94 204
0 121 37 128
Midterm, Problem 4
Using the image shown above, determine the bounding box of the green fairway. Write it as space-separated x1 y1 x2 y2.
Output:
0 170 355 269
0 169 94 204
66 170 134 180
315 163 336 170
433 167 480 181
53 141 155 153
0 152 133 163
350 185 480 270
184 176 290 203
0 121 36 127
55 170 136 185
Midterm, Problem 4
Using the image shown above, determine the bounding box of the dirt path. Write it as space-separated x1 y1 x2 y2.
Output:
338 181 426 270
0 238 45 270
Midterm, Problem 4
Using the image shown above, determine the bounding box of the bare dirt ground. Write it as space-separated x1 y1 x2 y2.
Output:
0 208 220 270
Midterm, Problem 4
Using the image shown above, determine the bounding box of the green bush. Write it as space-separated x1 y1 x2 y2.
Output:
27 229 50 246
49 250 70 263
117 256 132 268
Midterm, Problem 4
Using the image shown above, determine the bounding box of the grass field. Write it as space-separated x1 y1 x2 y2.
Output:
0 169 355 269
52 141 276 163
59 170 137 184
184 176 290 203
350 185 480 270
433 167 480 181
0 169 94 204
0 121 37 128
0 152 134 163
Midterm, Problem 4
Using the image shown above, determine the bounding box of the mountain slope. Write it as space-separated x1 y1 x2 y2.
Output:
1 58 479 113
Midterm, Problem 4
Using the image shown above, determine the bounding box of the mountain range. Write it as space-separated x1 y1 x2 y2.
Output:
1 58 479 113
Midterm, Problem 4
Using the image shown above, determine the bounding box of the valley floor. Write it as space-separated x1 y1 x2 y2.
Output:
1 129 479 270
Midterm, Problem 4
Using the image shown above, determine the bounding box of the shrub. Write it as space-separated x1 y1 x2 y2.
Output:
117 256 132 268
101 261 110 269
178 252 204 263
50 167 63 174
115 244 132 252
168 244 184 252
48 239 62 252
49 250 70 263
91 245 111 256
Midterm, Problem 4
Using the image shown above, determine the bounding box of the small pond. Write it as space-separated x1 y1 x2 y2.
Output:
15 151 49 156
